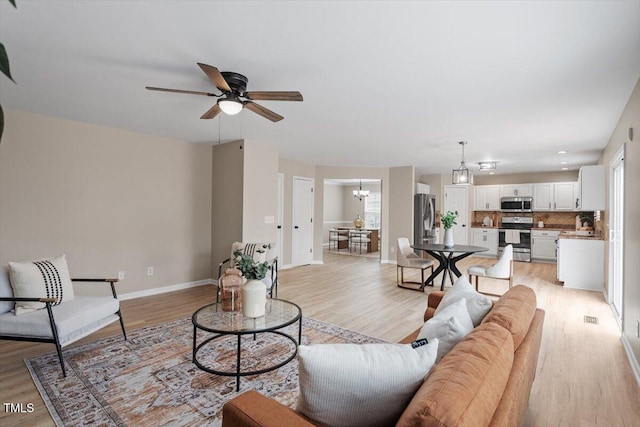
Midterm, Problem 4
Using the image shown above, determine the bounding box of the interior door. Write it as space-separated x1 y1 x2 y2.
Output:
292 177 314 266
609 147 624 327
444 185 468 245
276 174 284 265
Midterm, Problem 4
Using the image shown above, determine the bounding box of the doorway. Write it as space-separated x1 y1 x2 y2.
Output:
609 146 624 328
276 173 284 265
323 179 382 259
444 185 469 245
292 176 314 266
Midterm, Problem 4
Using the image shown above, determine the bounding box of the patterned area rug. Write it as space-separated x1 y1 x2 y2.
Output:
26 316 384 427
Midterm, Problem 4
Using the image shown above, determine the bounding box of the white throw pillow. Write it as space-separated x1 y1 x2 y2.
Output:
434 275 492 326
296 340 439 427
8 254 75 315
417 298 474 362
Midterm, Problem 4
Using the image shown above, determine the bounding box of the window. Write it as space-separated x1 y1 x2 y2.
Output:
364 192 381 229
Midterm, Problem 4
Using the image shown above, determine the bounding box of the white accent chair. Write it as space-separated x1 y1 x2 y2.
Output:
468 244 514 296
0 267 127 377
396 237 434 286
217 242 278 299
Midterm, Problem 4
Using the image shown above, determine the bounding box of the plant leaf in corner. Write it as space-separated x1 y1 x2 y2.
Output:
0 43 15 83
0 104 4 142
7 0 17 7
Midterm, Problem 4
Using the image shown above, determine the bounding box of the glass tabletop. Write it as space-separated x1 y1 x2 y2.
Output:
192 298 301 334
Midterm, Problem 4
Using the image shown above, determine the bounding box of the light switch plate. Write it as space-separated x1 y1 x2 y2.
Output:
264 216 275 224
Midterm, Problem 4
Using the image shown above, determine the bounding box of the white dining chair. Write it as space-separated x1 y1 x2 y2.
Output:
396 237 434 286
468 244 514 296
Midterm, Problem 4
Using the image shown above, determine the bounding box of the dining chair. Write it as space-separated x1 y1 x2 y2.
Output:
349 230 371 254
396 237 434 286
328 229 349 252
467 244 514 296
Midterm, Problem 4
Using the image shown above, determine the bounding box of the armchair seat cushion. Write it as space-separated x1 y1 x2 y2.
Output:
402 258 434 269
0 296 119 346
468 265 488 276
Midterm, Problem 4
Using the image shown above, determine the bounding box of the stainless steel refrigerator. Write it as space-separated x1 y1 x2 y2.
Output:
414 193 437 245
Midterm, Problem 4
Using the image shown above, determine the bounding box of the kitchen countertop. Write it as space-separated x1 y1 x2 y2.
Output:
558 231 604 240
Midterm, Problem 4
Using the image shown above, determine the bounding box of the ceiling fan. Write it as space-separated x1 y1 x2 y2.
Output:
146 63 303 122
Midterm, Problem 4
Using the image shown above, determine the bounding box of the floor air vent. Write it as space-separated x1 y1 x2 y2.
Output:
584 315 599 325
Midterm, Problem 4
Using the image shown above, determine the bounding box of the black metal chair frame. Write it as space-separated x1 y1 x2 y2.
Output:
0 278 127 377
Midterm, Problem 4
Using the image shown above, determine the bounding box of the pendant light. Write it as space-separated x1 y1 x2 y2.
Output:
353 180 370 201
452 141 474 185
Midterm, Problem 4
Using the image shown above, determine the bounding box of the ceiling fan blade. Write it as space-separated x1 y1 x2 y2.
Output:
197 63 231 92
200 104 221 120
245 102 284 122
245 91 303 101
146 86 215 96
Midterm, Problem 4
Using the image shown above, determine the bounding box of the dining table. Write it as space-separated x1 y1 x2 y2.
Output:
410 243 489 291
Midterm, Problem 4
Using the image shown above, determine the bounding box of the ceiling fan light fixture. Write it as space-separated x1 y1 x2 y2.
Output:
218 98 244 115
452 141 474 185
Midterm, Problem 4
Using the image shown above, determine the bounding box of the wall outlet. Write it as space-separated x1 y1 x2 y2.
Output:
147 267 154 276
390 246 395 253
117 271 125 281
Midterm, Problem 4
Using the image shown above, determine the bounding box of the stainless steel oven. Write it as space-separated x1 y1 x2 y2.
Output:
499 216 533 262
500 196 533 213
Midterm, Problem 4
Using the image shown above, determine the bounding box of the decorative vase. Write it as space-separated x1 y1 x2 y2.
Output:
220 268 243 312
443 228 454 248
242 279 267 318
353 214 364 229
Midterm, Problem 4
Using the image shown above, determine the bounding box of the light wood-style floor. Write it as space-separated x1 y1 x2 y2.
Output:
1 253 639 426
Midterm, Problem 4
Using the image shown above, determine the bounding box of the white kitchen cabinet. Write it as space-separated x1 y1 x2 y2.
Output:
471 228 498 257
474 185 500 211
576 165 605 211
531 230 560 261
499 184 533 198
533 182 576 211
553 182 576 211
557 238 604 291
533 184 553 210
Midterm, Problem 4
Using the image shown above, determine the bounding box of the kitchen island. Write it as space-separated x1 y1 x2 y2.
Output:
557 231 604 291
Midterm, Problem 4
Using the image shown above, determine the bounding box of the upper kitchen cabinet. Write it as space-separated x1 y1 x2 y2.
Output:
576 165 605 211
499 184 533 198
474 185 500 211
533 182 576 211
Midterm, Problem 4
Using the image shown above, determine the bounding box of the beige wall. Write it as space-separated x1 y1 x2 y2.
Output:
0 110 213 296
278 158 316 266
322 182 347 245
242 140 278 244
211 141 244 275
342 183 380 224
600 78 640 369
389 166 415 259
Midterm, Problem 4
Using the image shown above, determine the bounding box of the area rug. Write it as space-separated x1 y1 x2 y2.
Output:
26 316 384 427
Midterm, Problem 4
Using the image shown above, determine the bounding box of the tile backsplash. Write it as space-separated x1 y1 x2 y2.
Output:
472 211 599 230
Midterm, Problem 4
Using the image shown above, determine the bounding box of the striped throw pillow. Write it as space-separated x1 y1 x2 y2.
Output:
8 255 75 315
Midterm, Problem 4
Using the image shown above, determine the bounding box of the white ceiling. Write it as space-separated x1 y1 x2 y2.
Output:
1 1 638 176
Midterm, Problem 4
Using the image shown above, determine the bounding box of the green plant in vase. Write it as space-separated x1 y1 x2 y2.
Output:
233 247 269 281
440 210 458 247
440 211 459 229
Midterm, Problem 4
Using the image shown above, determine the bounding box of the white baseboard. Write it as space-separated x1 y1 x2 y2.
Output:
311 260 324 265
119 279 214 301
621 333 640 388
280 264 294 270
381 259 396 265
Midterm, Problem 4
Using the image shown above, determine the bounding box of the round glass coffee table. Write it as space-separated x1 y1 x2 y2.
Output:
192 298 302 391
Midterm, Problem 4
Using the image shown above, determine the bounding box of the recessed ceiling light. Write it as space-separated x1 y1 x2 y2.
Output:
558 150 568 154
561 167 569 170
560 161 568 165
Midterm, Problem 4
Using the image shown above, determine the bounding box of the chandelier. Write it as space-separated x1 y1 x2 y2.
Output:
353 181 370 201
452 141 474 185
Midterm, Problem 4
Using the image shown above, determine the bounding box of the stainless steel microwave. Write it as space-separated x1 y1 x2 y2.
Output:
500 196 533 212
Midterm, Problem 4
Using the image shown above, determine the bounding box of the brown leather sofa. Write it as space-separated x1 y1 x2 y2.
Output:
222 285 545 427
